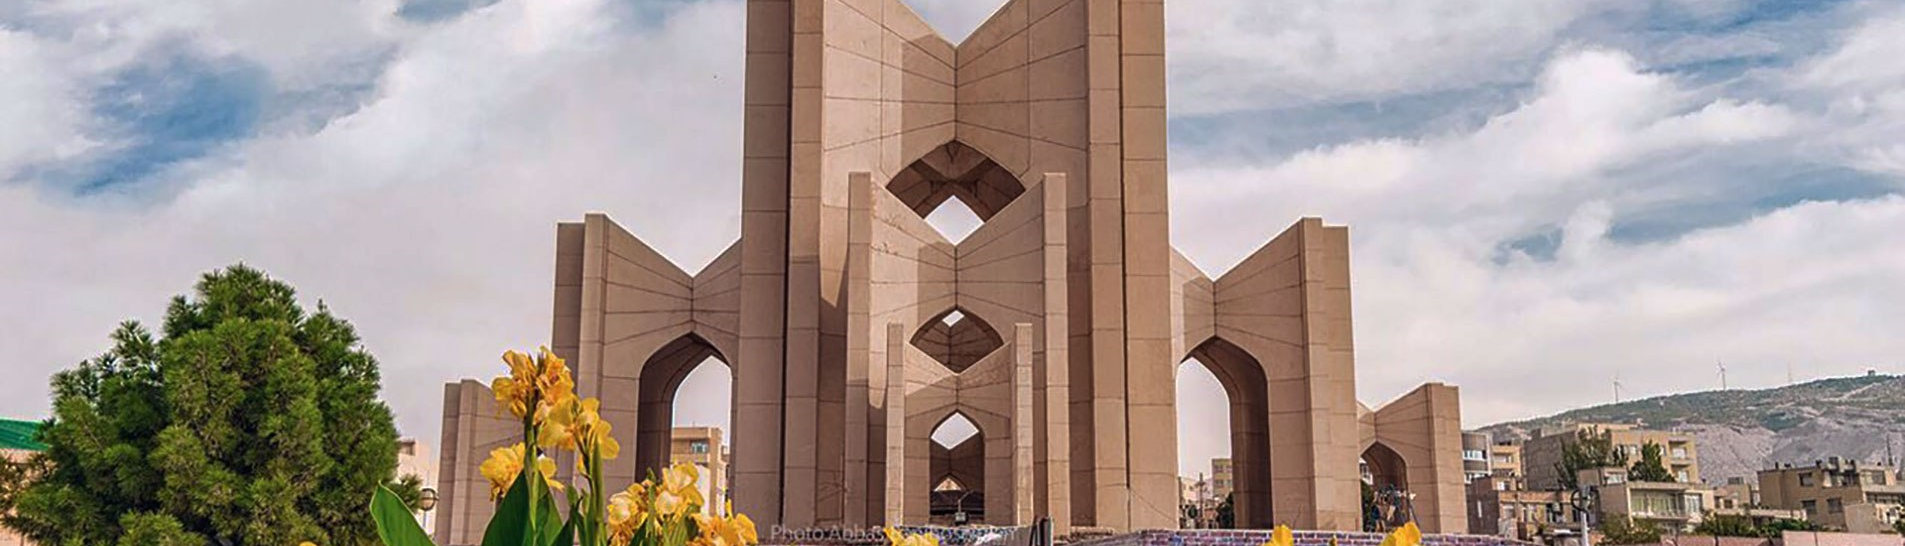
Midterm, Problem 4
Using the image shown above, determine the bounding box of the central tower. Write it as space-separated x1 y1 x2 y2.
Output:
734 0 1179 532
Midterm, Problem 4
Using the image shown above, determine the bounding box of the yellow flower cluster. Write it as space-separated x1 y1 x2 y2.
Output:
540 397 619 459
492 347 575 423
1259 522 1416 546
478 443 563 501
606 482 650 545
1260 525 1294 546
883 527 939 546
692 502 758 546
1378 522 1421 546
653 463 705 519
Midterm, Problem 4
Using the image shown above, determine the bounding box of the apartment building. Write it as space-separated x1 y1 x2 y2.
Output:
1463 432 1493 483
1521 423 1700 490
1759 458 1905 533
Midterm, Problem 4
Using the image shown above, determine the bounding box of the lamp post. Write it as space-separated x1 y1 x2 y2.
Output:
953 490 976 526
419 488 439 538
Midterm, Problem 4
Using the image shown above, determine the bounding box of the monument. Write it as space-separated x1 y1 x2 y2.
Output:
436 0 1467 540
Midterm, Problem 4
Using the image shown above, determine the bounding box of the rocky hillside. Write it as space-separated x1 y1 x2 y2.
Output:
1477 374 1905 485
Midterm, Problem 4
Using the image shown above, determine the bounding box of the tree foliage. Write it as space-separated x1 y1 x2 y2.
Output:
1557 428 1630 490
1597 514 1661 545
1694 514 1820 538
0 265 409 546
1629 442 1674 482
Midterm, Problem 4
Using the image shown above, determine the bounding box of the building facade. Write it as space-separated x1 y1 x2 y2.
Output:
1466 475 1576 541
1521 424 1699 491
1211 458 1235 501
1490 443 1523 480
1462 433 1492 484
1759 458 1905 533
670 427 729 515
435 0 1470 537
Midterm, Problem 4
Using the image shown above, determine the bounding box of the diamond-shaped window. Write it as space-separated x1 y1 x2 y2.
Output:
910 307 1003 374
888 141 1025 237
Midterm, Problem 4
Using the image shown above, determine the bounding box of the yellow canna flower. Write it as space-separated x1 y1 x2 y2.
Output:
1379 522 1421 546
1261 525 1294 546
299 542 318 546
883 528 938 546
535 347 575 408
492 348 577 424
540 397 620 460
691 507 760 546
731 508 758 544
607 482 651 545
477 443 564 501
660 462 704 507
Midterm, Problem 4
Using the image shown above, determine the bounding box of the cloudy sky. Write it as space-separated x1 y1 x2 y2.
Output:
4 0 1903 478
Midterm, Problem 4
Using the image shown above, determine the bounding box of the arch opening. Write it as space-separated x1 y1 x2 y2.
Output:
1180 337 1273 529
910 307 1004 374
636 333 731 514
927 412 985 525
1361 441 1412 532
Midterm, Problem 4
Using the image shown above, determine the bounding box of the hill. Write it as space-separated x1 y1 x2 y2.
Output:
1477 373 1905 484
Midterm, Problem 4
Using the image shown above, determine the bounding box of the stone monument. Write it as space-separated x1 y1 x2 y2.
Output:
435 0 1467 541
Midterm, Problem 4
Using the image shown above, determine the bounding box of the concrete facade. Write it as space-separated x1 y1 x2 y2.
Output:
1759 459 1905 533
1521 424 1699 491
435 0 1466 537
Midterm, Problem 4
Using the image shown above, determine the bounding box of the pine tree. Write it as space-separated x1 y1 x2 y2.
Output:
0 265 413 546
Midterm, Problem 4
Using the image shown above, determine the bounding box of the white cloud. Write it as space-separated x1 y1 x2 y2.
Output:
0 0 745 442
0 30 94 174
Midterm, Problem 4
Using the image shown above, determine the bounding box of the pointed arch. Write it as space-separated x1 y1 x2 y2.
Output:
1182 336 1273 529
927 410 987 524
636 333 730 482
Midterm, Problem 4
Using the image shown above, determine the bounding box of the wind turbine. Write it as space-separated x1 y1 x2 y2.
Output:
1613 372 1625 404
1718 360 1728 391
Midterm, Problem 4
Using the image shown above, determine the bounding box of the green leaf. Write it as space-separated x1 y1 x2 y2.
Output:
371 486 437 546
536 489 564 546
483 475 533 546
548 500 577 546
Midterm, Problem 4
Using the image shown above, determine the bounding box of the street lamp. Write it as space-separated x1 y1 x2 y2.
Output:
419 488 440 512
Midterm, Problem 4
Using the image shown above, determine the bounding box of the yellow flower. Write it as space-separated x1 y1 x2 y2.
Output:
1379 522 1421 546
692 507 760 546
491 348 576 423
884 528 938 546
1261 525 1294 546
299 542 318 546
607 482 651 545
477 443 564 501
648 462 703 518
539 397 620 460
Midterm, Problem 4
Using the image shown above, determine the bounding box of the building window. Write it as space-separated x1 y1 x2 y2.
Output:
1671 446 1689 459
1685 494 1704 514
1802 500 1818 516
691 440 709 454
1677 470 1690 482
1828 498 1843 514
1464 449 1487 462
1800 473 1815 487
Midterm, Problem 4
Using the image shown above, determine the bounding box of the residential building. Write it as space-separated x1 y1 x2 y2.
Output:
670 427 726 515
1467 474 1579 541
1211 458 1235 501
1463 432 1493 483
1759 457 1905 533
1521 423 1700 490
1492 443 1524 479
1 418 44 546
1582 466 1715 532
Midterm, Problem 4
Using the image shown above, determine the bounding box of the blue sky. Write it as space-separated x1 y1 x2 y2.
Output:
2 0 1902 478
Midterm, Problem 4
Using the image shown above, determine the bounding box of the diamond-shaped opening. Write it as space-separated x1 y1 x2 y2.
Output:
931 412 980 448
924 196 984 243
934 476 967 492
904 0 1012 43
910 307 1004 374
888 141 1025 239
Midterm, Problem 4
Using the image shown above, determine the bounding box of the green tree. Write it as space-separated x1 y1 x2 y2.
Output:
1693 514 1759 537
0 265 412 546
1597 514 1661 545
1628 442 1675 482
1557 427 1630 490
1216 492 1235 529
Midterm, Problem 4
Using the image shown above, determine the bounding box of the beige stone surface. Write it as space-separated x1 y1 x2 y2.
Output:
432 0 1470 534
